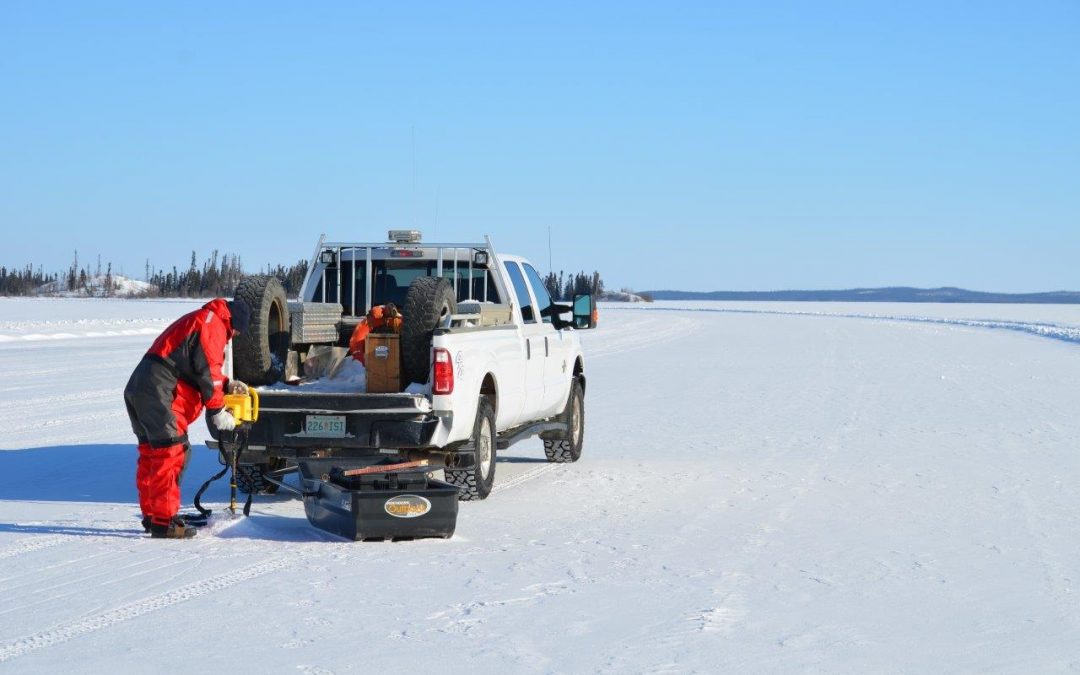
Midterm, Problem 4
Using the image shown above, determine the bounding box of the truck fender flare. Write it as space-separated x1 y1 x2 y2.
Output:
478 369 499 412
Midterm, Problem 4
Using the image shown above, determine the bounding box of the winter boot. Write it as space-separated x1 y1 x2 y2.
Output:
149 517 197 539
141 516 151 533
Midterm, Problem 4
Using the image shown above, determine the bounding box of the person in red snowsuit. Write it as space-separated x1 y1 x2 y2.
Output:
124 298 251 538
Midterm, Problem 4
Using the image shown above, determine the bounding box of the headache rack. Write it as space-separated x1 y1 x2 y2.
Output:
300 233 508 318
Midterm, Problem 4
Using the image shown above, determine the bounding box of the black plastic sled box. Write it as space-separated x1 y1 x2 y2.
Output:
298 459 459 541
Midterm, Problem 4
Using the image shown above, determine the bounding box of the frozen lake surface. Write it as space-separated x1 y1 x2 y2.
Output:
1 298 1079 673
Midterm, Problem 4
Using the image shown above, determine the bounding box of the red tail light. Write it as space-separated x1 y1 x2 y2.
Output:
433 348 454 394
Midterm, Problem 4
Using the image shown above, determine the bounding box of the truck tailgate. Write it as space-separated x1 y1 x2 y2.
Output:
247 390 438 452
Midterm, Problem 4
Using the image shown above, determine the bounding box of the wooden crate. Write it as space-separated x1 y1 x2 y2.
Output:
365 334 401 393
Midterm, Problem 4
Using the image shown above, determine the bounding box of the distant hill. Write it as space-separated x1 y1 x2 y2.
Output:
599 290 650 303
37 275 154 298
642 287 1080 304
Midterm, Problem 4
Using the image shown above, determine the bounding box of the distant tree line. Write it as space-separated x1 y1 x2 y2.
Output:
142 250 307 298
0 250 309 298
542 270 605 302
0 265 58 296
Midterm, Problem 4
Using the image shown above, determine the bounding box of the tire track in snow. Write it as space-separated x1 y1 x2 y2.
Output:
583 313 702 360
491 464 562 495
605 327 864 671
1 409 128 435
0 388 117 412
0 328 165 344
0 555 296 664
0 536 68 561
0 550 196 618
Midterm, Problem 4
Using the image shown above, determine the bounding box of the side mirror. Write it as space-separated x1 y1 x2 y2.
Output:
572 294 597 329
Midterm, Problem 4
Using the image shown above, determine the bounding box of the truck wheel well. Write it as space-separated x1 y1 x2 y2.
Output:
481 373 497 415
574 358 585 394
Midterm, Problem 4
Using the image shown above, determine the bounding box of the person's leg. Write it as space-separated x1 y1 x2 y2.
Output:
135 442 155 527
142 444 188 528
177 442 192 485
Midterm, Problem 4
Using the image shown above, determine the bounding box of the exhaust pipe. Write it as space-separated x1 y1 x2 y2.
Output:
404 450 453 468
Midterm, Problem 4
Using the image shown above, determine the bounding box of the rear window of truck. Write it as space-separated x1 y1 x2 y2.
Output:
311 260 500 312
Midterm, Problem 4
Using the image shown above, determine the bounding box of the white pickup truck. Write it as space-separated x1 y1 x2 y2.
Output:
221 230 595 500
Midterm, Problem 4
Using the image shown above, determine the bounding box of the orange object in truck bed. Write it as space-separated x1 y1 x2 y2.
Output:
348 304 403 364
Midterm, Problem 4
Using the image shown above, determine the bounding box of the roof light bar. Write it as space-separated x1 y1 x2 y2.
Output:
388 229 422 244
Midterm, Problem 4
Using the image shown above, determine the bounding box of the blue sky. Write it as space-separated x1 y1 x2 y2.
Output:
1 1 1077 292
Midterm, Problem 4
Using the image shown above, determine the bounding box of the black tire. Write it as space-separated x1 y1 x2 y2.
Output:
445 397 496 500
543 379 584 463
401 277 456 386
235 458 285 495
233 276 291 385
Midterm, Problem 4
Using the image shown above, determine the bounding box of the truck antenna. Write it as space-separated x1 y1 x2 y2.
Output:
411 125 417 228
433 186 440 240
548 226 553 275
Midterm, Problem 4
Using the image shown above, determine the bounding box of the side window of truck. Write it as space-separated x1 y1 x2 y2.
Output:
504 262 536 323
523 264 553 324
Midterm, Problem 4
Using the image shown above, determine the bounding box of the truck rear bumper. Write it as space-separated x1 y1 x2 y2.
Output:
214 390 444 458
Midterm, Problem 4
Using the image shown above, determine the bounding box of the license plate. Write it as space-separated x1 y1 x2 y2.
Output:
305 415 346 437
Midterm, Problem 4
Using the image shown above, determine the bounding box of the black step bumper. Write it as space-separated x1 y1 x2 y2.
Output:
209 391 443 459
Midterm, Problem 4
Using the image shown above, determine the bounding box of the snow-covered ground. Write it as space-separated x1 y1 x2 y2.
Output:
2 298 1080 673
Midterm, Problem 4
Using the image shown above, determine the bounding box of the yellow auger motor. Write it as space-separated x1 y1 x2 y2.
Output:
192 390 261 522
215 389 259 516
222 389 259 425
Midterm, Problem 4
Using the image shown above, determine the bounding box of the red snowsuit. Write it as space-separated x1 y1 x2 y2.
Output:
124 299 234 528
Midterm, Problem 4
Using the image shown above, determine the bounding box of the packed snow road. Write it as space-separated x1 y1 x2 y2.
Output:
1 298 1079 673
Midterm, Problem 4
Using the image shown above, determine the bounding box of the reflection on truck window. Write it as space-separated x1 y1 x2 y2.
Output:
504 262 536 323
523 264 553 324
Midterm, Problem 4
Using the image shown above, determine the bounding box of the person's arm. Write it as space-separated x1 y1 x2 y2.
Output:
193 314 229 414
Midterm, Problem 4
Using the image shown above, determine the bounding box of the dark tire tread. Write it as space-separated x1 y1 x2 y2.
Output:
544 379 584 463
401 277 457 386
232 276 290 386
235 460 283 495
445 397 496 501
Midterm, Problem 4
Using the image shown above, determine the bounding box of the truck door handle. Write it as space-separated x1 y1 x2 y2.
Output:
526 339 531 360
545 337 549 357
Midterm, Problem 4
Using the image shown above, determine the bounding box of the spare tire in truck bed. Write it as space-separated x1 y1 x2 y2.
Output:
401 276 457 386
232 275 291 386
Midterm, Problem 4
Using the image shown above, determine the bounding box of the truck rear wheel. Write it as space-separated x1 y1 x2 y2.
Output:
543 379 584 463
232 275 291 386
401 277 456 386
444 397 496 500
